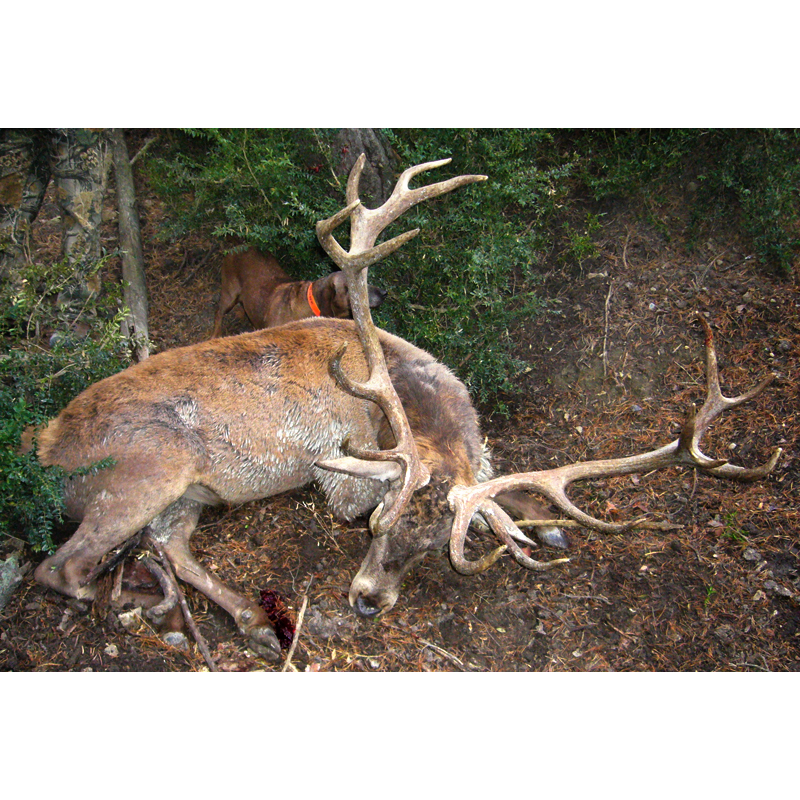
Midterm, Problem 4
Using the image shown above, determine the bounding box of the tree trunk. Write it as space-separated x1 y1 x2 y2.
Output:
111 129 150 361
333 129 399 207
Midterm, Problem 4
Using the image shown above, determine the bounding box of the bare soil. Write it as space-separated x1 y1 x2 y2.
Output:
1 150 798 672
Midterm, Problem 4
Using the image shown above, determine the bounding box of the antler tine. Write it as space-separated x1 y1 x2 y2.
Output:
449 495 570 576
317 153 487 535
682 315 781 480
446 317 781 575
319 154 487 268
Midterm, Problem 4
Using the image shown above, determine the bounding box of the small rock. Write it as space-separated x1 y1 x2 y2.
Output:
104 644 119 658
162 631 190 651
57 609 75 633
304 606 354 639
763 580 793 597
0 552 25 612
743 548 762 562
118 607 145 632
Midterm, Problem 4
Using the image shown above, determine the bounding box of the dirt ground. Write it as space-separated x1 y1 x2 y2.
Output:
1 142 798 672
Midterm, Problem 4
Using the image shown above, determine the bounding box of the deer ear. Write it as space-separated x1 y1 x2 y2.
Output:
316 456 403 483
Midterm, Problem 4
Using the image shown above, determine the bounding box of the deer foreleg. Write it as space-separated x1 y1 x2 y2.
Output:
150 497 282 662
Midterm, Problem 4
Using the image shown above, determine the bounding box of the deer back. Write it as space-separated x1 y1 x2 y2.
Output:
36 318 485 522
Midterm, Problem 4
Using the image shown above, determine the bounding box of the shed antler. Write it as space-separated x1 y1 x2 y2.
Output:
447 316 782 575
316 155 487 535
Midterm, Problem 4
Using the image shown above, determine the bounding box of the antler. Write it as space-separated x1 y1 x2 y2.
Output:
447 316 782 574
316 154 487 535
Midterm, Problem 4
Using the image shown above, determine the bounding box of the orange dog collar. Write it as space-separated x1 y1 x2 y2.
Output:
307 282 322 317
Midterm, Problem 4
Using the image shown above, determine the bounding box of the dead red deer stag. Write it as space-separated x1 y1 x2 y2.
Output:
210 247 387 338
29 154 779 663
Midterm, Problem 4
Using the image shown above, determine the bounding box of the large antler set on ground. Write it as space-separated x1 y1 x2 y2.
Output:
447 316 782 574
316 155 487 534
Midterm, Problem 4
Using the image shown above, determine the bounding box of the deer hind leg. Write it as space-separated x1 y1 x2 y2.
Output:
150 497 282 662
34 461 201 644
34 491 176 603
493 490 569 550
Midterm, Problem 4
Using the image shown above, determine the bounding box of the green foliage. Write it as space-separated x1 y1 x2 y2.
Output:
560 214 603 266
571 129 800 276
144 127 799 407
378 129 572 408
146 129 344 275
720 511 748 544
146 128 572 408
0 258 130 552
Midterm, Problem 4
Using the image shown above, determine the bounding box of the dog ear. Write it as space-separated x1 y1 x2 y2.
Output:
327 271 351 318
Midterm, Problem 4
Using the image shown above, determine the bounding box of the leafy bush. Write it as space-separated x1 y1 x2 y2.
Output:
146 128 572 408
373 129 573 408
146 128 344 272
0 258 130 552
570 129 800 276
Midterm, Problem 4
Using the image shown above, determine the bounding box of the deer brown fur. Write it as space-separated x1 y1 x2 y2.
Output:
210 247 387 337
32 317 557 660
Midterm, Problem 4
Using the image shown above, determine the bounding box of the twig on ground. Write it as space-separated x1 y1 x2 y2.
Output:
622 229 632 270
515 517 682 531
281 593 309 672
420 639 468 670
603 280 614 379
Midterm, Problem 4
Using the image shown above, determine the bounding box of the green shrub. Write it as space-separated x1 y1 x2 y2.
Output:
0 258 130 552
146 128 572 409
570 129 800 276
146 128 344 272
374 129 572 408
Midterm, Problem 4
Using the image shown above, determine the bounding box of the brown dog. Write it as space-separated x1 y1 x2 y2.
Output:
211 247 387 337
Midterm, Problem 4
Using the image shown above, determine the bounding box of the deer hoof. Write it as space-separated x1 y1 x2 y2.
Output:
247 626 282 662
162 630 190 651
536 526 569 550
